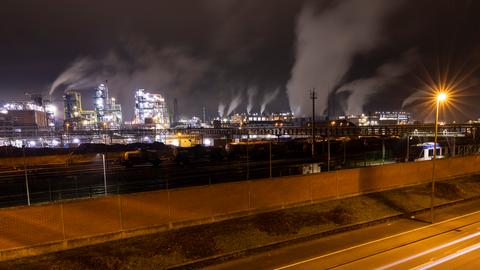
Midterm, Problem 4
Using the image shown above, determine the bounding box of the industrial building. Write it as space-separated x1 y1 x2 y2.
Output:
134 89 170 129
63 83 123 130
376 111 410 125
222 112 294 128
340 111 410 126
0 93 56 129
63 91 97 129
95 83 123 129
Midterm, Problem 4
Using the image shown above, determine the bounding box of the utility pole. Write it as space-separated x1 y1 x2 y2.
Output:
310 89 317 159
202 106 206 124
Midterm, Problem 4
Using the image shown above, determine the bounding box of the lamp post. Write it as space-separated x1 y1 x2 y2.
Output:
430 92 447 223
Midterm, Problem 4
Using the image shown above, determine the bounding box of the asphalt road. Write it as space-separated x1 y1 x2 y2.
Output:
205 200 480 270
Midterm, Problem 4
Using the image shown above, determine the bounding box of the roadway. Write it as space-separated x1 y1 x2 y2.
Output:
204 200 480 270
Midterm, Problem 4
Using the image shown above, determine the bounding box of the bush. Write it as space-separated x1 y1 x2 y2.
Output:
325 206 353 225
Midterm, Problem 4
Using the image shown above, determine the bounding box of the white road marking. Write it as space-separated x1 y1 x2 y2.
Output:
413 242 480 270
274 210 480 270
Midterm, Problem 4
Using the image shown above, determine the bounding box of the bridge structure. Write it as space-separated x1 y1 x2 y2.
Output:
0 123 477 146
172 124 476 138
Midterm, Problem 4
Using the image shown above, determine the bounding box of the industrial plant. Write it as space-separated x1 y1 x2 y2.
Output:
0 93 56 129
0 83 466 151
133 89 170 128
63 83 123 130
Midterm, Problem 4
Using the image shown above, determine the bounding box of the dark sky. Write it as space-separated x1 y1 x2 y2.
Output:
1 0 480 122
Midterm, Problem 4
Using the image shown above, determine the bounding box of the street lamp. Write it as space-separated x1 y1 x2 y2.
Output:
430 91 447 223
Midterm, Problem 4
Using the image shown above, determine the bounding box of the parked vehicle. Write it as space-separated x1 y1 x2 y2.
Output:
121 149 163 167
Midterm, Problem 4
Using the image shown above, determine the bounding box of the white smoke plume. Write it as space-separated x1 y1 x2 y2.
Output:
48 44 210 120
49 58 97 95
227 92 242 115
246 87 257 114
260 88 279 114
338 50 416 114
286 0 402 117
401 91 425 109
218 103 226 117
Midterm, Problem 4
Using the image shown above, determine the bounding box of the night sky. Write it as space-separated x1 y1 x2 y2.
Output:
1 0 480 122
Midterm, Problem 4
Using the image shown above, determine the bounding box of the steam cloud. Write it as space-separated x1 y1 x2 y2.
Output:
218 103 226 117
246 87 257 114
260 88 279 114
48 44 210 120
338 50 415 114
49 58 97 96
286 0 402 117
227 92 243 116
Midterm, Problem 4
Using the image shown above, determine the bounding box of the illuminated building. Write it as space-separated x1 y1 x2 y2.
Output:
342 114 378 126
64 91 97 129
134 89 170 128
376 111 410 125
95 83 123 128
64 91 82 120
341 111 410 126
0 94 56 128
64 84 122 130
93 83 123 129
218 112 294 128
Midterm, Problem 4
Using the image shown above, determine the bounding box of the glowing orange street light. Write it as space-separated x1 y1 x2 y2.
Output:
431 91 448 223
437 92 447 102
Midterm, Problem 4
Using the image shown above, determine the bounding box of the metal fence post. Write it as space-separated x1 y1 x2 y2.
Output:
103 153 107 195
22 145 31 206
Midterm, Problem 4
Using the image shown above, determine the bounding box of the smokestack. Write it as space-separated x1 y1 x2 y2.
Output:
173 98 178 123
202 106 206 123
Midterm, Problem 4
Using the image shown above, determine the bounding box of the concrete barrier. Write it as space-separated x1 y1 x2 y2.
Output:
0 204 63 249
120 191 170 230
62 197 121 239
204 182 250 215
277 177 311 206
337 168 361 195
169 186 216 222
249 178 286 209
382 163 404 188
1 155 480 261
311 171 338 201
